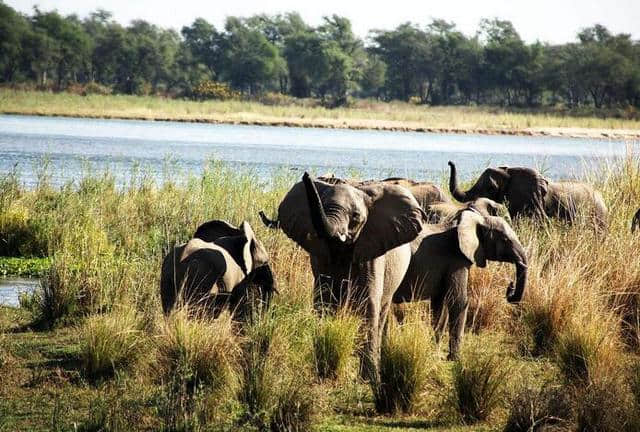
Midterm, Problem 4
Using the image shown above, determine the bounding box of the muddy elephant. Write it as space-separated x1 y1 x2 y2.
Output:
393 209 528 359
260 173 426 381
425 197 509 224
448 161 608 229
160 220 275 317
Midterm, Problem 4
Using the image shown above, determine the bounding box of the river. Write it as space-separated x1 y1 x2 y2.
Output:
0 114 636 186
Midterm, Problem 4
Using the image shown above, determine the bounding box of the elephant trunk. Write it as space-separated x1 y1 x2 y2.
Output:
259 211 279 229
507 244 528 304
448 161 469 202
302 172 337 239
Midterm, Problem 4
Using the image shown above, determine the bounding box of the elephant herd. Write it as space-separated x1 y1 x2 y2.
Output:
160 161 613 381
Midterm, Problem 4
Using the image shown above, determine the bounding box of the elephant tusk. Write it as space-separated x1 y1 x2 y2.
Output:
338 233 347 242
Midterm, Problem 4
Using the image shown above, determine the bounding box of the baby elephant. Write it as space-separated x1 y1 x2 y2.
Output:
160 220 275 317
393 209 528 360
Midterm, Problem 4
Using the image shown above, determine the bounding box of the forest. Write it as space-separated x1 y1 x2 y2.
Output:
1 2 639 109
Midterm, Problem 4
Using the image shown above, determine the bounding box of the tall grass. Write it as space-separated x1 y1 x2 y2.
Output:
80 306 146 378
313 312 360 380
373 314 435 414
4 154 640 429
450 339 509 424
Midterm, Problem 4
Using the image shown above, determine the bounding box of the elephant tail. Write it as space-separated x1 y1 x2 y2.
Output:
632 207 640 233
259 210 279 229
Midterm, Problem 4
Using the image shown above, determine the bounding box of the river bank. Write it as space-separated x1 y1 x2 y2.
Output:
2 90 640 140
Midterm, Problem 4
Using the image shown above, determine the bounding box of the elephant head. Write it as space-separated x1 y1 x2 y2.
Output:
448 161 547 218
456 210 528 303
287 172 425 262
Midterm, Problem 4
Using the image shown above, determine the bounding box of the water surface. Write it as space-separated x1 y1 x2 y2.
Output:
0 114 635 186
0 277 39 307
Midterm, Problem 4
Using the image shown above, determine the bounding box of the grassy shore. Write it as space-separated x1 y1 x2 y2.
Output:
2 89 640 139
1 161 640 431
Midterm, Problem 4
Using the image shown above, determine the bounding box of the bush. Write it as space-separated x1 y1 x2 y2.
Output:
82 81 112 96
192 80 237 101
373 318 433 414
503 384 572 432
313 313 359 380
450 341 508 423
0 203 48 257
80 307 145 378
554 313 619 386
156 309 239 394
238 309 318 431
574 375 635 432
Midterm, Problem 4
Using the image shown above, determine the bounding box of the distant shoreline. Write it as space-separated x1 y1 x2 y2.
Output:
4 111 640 141
2 90 640 141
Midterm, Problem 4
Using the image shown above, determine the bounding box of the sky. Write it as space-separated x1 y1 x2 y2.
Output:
6 0 640 44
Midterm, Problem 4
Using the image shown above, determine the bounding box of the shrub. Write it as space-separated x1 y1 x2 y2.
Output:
503 384 572 432
80 307 145 378
554 313 619 386
373 318 433 414
238 309 318 431
82 81 112 96
192 80 237 101
0 203 48 257
574 375 635 432
156 309 239 394
312 313 359 380
450 341 508 423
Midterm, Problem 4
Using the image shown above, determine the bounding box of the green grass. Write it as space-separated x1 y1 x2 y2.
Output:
2 89 640 134
1 156 640 430
0 257 50 277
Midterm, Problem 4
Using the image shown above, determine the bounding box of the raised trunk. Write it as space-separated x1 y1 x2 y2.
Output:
507 247 528 304
448 161 469 202
302 172 335 238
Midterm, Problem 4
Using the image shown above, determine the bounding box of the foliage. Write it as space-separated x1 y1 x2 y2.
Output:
503 384 572 432
0 257 50 277
373 316 434 414
312 312 360 380
191 80 236 101
2 3 639 107
450 339 508 423
80 307 146 378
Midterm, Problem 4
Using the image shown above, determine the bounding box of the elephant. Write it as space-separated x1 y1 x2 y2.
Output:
375 177 450 208
317 174 450 208
259 172 426 381
393 208 528 359
425 197 509 224
632 208 640 233
160 220 275 318
448 161 608 229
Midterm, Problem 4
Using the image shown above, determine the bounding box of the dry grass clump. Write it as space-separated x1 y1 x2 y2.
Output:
156 308 240 394
312 312 360 380
373 314 435 414
238 307 319 431
503 384 572 432
450 339 509 424
80 306 146 378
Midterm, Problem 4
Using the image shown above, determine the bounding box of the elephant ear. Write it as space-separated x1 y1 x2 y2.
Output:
353 184 426 262
193 220 241 243
457 210 487 268
240 221 269 273
504 167 548 217
276 179 331 255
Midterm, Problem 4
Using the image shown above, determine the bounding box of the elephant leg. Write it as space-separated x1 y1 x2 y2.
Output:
446 269 469 361
431 292 448 346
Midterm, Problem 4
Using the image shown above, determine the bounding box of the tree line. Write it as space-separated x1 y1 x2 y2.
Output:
1 2 639 108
